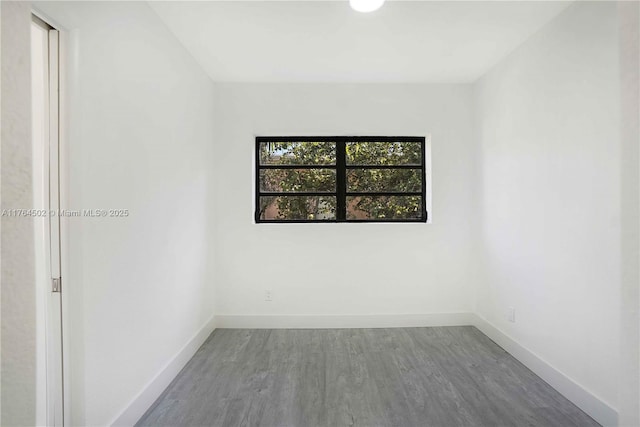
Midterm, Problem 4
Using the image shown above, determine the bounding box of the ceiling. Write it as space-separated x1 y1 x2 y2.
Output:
149 1 571 83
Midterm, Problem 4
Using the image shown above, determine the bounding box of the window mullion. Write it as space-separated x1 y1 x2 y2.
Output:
336 138 347 221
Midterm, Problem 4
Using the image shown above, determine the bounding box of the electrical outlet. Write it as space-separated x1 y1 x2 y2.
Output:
507 307 516 323
265 290 273 302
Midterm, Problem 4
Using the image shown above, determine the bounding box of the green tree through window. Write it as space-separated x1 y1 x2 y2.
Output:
256 137 426 222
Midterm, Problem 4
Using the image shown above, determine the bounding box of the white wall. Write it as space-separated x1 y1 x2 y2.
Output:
32 2 217 425
213 84 476 324
474 1 622 423
1 2 37 425
618 2 640 425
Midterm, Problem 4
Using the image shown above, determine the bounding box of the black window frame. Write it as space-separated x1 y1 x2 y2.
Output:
255 136 428 223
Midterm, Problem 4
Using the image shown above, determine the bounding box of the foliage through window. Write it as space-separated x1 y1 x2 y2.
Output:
255 136 427 223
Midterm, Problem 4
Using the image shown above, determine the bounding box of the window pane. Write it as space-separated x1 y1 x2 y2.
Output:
259 141 336 166
259 196 336 220
347 169 422 193
347 196 422 220
346 141 422 165
260 169 336 193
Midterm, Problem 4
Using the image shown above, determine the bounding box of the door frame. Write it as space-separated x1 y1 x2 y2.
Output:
31 11 68 426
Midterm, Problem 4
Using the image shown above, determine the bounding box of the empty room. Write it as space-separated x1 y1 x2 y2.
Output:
1 0 639 426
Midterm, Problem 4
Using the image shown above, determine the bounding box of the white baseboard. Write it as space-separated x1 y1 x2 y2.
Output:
109 315 216 427
214 312 475 329
471 314 618 427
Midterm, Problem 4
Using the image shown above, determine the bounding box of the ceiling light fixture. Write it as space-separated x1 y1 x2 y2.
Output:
350 0 385 13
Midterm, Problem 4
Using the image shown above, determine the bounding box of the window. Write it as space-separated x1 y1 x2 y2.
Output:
255 136 427 223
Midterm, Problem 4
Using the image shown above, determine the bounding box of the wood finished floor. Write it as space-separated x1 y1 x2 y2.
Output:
136 327 600 427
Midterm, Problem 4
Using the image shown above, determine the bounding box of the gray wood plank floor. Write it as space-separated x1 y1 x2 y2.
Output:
136 327 600 427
